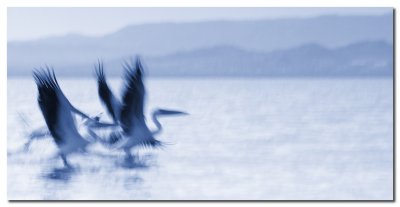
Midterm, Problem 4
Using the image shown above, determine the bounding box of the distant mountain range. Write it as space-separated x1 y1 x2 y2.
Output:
7 14 393 77
134 41 393 77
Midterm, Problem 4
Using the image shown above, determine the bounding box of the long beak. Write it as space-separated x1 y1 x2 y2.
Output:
158 109 189 115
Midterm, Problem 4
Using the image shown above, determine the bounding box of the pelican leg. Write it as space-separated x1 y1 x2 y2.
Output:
124 148 134 163
60 154 72 168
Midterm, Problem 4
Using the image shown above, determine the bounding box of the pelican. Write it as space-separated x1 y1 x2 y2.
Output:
94 57 187 160
33 68 112 167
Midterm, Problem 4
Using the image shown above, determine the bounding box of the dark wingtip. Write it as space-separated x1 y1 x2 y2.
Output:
95 59 105 81
32 67 60 89
135 56 144 78
122 56 145 78
140 138 164 149
135 55 142 71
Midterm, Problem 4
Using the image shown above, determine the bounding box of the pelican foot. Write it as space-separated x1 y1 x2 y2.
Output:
60 154 73 169
124 153 135 163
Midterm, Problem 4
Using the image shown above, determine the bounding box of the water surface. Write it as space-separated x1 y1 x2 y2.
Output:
7 78 393 200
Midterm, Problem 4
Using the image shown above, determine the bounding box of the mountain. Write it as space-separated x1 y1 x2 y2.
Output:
8 41 393 77
7 14 393 77
143 41 392 77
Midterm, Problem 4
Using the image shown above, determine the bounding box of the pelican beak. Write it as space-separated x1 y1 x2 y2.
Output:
158 109 189 116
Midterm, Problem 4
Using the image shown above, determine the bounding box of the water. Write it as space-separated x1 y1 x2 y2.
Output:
7 77 393 200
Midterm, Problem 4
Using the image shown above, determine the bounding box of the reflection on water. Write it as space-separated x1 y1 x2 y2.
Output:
43 167 75 181
41 154 151 182
8 145 156 200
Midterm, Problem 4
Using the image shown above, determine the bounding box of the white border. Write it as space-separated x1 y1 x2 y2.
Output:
1 0 398 206
3 0 400 7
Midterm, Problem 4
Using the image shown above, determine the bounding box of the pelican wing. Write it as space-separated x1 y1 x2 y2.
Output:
119 57 145 134
95 61 121 123
33 69 78 146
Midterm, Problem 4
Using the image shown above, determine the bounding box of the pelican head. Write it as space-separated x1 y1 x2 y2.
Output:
150 108 189 136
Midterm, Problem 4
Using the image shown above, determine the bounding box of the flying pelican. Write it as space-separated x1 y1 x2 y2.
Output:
94 57 187 161
33 68 112 168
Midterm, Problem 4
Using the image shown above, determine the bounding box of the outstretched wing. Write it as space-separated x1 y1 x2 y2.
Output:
119 57 145 134
33 68 69 145
95 61 121 123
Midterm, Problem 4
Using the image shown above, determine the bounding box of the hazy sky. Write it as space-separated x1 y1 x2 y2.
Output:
8 7 392 41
